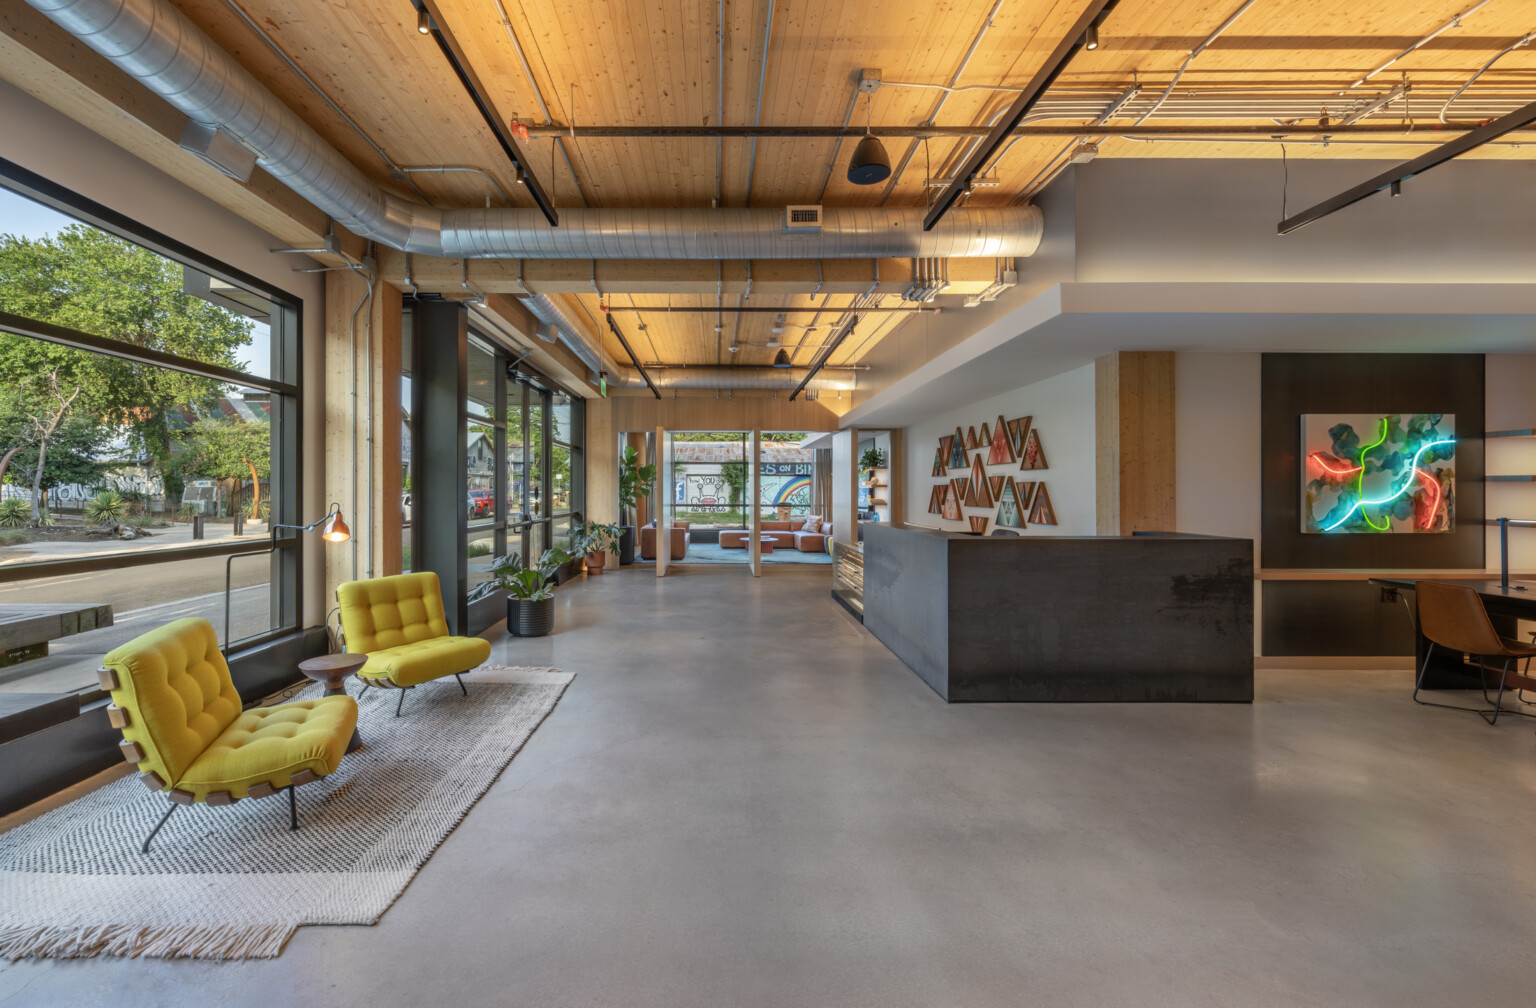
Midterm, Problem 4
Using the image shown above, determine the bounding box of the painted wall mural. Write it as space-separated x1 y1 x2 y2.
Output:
1300 413 1455 534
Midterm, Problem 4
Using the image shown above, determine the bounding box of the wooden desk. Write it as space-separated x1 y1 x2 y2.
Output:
0 602 114 668
1367 578 1536 689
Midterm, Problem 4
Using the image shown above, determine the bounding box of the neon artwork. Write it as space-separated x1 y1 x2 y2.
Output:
1301 413 1455 534
1306 452 1362 478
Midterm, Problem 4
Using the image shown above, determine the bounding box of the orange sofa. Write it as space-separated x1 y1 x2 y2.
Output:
720 520 832 552
640 521 690 560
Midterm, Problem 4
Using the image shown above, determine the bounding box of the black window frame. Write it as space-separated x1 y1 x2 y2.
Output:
0 156 305 702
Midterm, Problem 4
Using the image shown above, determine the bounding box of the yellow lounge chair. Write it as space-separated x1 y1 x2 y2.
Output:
336 572 491 716
100 617 358 853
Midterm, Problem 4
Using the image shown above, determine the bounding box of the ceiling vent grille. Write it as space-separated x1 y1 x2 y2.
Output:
784 205 823 234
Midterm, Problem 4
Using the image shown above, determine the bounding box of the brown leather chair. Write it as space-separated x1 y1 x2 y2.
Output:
639 521 689 560
1414 580 1536 724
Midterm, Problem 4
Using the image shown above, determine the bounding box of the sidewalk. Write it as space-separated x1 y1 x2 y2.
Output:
0 520 271 565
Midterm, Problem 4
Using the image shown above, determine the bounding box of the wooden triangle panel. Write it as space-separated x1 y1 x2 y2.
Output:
932 447 946 477
1007 416 1033 458
951 477 969 507
969 456 993 508
965 426 979 449
941 485 961 520
1019 428 1048 471
1014 480 1038 511
988 414 1016 465
988 475 1007 499
968 516 989 535
948 428 968 469
995 480 1025 528
928 485 944 514
1027 483 1057 525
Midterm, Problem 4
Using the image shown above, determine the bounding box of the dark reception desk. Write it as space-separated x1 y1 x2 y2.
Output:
861 524 1254 703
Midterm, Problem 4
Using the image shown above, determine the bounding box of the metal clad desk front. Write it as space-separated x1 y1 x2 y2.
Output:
1367 578 1536 689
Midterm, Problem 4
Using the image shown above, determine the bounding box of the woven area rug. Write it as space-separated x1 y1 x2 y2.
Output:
0 665 572 960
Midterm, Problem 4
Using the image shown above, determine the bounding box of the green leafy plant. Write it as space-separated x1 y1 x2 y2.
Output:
859 447 887 471
618 445 656 516
574 521 621 556
0 498 28 528
0 528 32 545
175 503 198 522
84 490 128 526
468 547 571 603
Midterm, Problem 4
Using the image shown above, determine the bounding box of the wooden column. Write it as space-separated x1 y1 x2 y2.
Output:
1095 351 1176 535
584 396 617 561
323 271 403 608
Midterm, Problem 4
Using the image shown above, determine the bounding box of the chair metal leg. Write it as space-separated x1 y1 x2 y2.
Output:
455 672 467 696
1413 643 1500 717
288 784 298 831
1482 658 1515 725
396 687 408 717
141 803 179 854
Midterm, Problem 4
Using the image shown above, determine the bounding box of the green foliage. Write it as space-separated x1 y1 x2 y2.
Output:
618 445 655 511
0 528 32 546
0 225 254 465
467 541 492 558
859 447 887 470
467 547 571 603
0 498 28 528
502 568 554 601
574 521 621 555
84 490 128 526
173 417 270 482
174 503 198 522
719 461 747 507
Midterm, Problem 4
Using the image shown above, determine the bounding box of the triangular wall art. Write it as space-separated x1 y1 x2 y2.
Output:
1028 483 1057 525
1019 428 1048 471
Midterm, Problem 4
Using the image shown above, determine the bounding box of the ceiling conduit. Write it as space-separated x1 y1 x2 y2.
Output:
25 0 1043 260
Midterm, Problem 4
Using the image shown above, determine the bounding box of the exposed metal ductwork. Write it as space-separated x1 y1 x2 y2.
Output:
520 293 616 377
609 367 857 393
25 0 1043 260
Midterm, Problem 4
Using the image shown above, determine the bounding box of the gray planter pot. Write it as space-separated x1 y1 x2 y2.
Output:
508 596 554 636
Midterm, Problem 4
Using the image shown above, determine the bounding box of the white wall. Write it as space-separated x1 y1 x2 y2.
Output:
902 363 1096 536
1485 355 1536 571
1174 353 1263 562
0 81 328 622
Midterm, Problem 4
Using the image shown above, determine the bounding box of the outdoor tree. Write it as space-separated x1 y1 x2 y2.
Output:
720 460 746 507
174 417 271 517
0 225 255 520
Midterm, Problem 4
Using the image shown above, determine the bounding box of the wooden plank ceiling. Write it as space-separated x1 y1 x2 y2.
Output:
161 0 1536 370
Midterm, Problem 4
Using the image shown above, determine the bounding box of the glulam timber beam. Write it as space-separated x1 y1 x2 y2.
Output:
375 251 1006 296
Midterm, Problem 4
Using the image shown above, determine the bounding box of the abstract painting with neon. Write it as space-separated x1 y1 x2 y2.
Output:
1301 414 1454 534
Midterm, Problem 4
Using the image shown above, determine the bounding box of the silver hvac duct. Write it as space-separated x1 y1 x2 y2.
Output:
613 367 855 393
25 0 1044 260
521 294 615 377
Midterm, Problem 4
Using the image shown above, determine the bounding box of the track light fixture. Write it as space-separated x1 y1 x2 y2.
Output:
416 8 431 34
1084 24 1099 49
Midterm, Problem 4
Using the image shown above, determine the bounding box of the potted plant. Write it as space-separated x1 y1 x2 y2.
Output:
617 445 656 566
469 547 570 636
576 521 621 575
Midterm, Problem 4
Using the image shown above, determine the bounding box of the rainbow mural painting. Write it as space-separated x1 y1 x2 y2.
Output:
1301 413 1455 534
769 475 812 505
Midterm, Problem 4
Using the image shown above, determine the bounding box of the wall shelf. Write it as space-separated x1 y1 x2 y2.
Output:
1487 429 1536 439
1486 475 1536 482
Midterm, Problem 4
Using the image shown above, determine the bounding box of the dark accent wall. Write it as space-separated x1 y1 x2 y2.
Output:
413 298 470 634
1261 353 1484 570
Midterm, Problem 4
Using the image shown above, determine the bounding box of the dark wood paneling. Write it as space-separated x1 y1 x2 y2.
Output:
1261 353 1484 570
1261 581 1416 657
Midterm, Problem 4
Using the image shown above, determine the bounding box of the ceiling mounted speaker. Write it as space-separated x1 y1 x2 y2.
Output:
772 349 792 368
847 136 891 185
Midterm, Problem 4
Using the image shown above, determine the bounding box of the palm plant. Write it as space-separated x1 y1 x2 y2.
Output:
0 498 28 528
85 490 128 526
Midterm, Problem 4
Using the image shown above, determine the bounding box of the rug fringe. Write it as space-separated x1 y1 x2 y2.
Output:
0 922 293 960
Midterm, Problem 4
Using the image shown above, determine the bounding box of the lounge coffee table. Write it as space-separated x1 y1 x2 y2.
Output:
299 653 367 751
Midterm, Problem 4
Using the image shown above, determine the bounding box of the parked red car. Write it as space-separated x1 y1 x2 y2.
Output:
468 489 493 517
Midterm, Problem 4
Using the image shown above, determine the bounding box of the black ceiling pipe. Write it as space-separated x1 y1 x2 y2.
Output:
606 314 661 399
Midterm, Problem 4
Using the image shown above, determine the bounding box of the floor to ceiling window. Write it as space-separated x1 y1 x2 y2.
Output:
0 163 302 696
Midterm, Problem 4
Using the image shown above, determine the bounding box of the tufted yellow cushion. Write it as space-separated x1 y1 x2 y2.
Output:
354 635 491 688
178 696 356 800
336 572 452 654
104 617 243 789
337 572 489 689
103 617 358 802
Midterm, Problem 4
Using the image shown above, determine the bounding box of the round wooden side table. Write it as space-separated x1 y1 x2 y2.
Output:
299 652 368 752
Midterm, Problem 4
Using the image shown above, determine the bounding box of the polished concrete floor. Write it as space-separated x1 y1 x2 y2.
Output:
4 565 1536 1007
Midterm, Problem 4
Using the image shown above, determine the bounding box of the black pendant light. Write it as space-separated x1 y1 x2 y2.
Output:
772 349 792 368
848 136 891 185
847 92 891 185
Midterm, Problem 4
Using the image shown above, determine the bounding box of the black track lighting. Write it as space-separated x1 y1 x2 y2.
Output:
847 135 891 185
416 8 431 34
1084 24 1099 49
